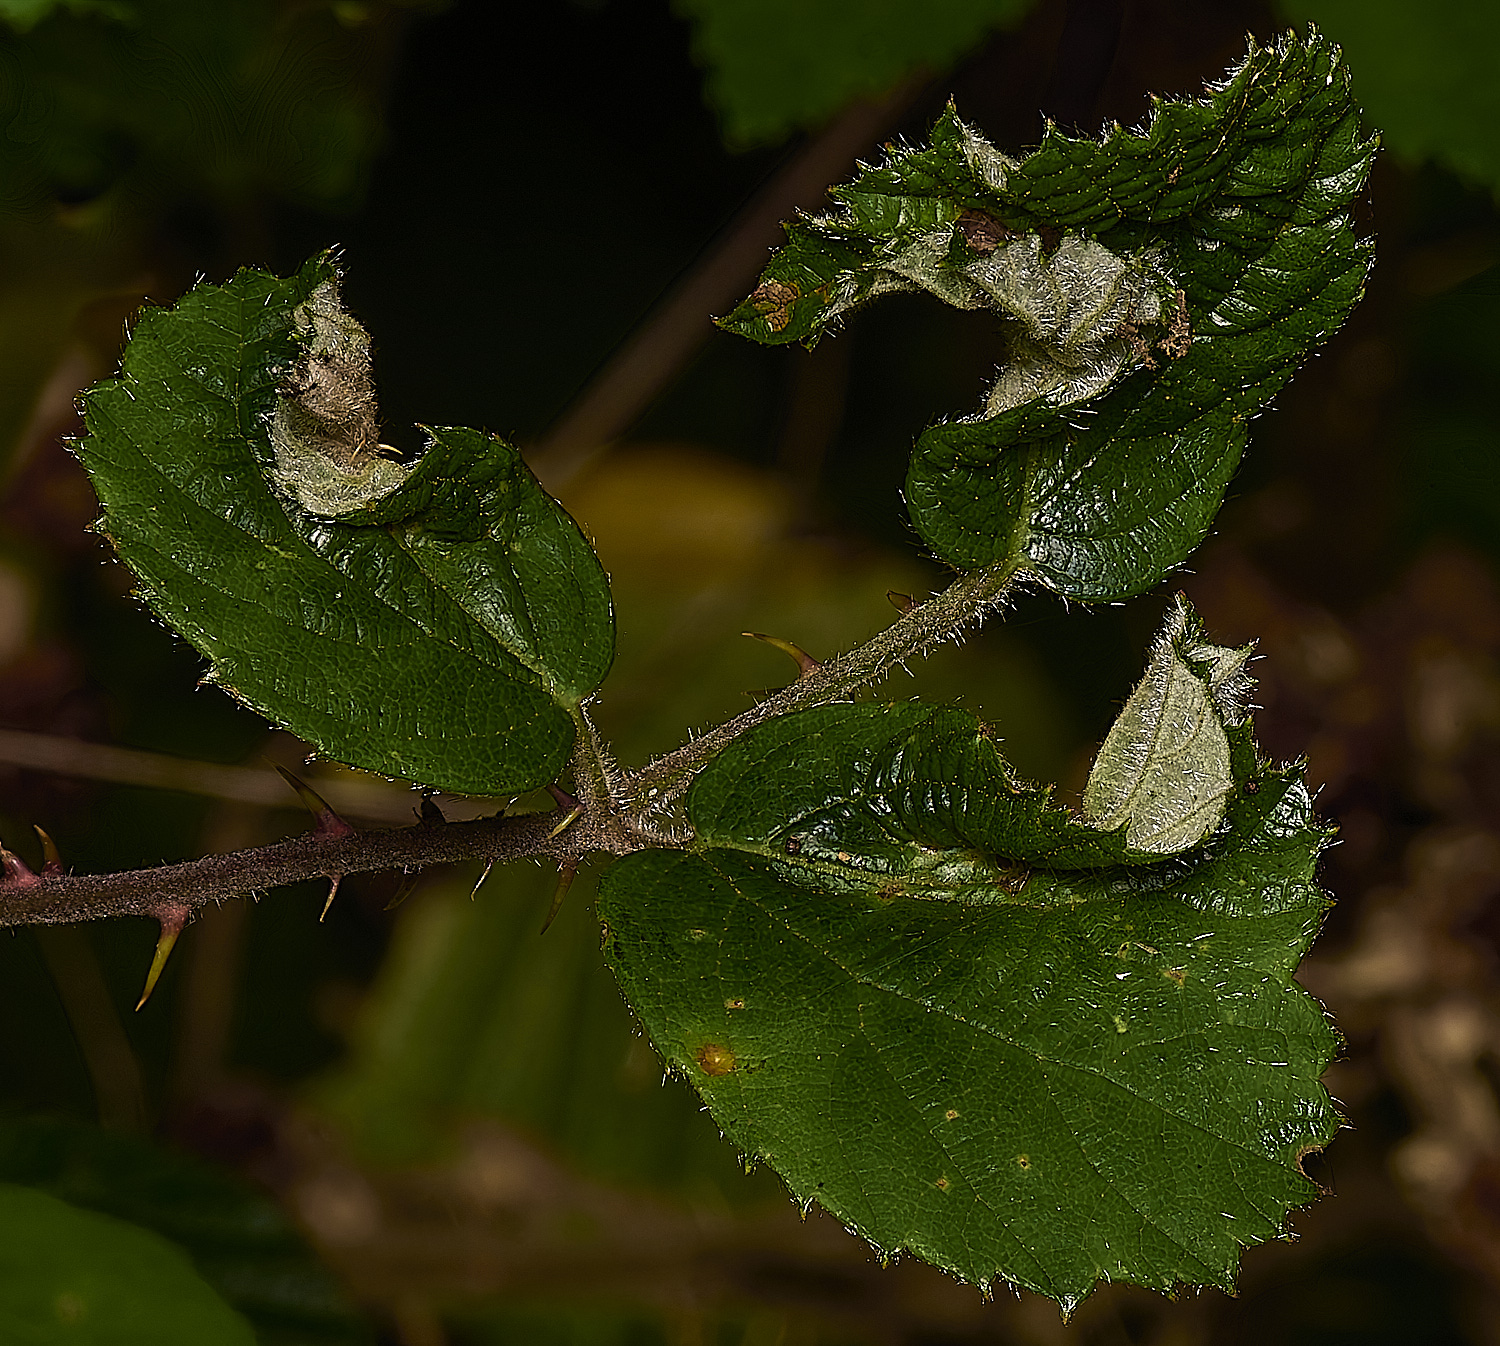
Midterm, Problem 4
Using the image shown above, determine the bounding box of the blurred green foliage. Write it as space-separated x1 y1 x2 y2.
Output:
1279 0 1500 195
0 1180 255 1344
675 0 1035 145
0 1119 369 1343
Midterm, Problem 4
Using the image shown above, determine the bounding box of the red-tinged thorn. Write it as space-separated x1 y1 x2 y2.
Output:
469 861 495 902
887 590 917 614
419 794 445 825
546 784 577 810
743 631 820 677
319 874 343 922
274 765 356 839
34 826 64 877
0 840 39 888
541 859 578 935
136 903 190 1011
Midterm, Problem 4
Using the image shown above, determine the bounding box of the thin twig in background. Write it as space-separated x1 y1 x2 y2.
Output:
35 925 149 1132
0 727 495 824
528 74 928 491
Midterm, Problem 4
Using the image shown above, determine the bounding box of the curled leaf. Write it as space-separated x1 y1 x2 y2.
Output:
1083 595 1255 853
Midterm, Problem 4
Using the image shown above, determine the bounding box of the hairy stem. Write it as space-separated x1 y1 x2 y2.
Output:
0 805 633 930
0 561 1020 931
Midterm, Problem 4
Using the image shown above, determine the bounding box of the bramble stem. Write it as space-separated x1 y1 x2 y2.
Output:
0 806 633 930
0 561 1020 930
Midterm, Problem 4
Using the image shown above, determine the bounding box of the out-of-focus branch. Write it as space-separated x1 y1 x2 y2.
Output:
0 727 492 823
527 74 928 491
35 925 149 1131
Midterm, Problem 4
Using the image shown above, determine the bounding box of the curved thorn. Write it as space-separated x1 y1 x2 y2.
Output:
743 631 820 677
548 804 585 840
541 860 578 934
469 861 495 901
546 784 578 810
136 904 190 1011
419 794 445 825
274 764 356 839
886 590 916 614
319 874 343 922
34 826 64 876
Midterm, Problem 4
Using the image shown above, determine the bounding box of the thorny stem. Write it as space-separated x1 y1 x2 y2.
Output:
0 561 1019 930
0 806 636 930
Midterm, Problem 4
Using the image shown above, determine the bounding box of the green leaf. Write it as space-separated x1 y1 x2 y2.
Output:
1278 0 1500 194
0 1118 370 1342
77 254 613 795
0 1182 255 1344
720 29 1375 599
676 0 1035 146
598 671 1338 1307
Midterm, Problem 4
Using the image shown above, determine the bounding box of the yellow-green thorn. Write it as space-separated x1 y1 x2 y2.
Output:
34 826 63 876
541 860 578 934
743 631 820 677
318 874 343 922
548 804 584 839
136 904 189 1011
469 861 495 901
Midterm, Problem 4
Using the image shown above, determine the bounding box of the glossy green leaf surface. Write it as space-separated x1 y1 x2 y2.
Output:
721 29 1375 598
77 255 613 795
0 1183 255 1344
599 701 1338 1308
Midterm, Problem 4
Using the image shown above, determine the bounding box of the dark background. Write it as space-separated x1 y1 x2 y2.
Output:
2 0 1499 1341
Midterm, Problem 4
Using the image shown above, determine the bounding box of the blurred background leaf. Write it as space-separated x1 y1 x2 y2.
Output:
674 0 1036 146
1278 0 1500 196
0 1179 256 1344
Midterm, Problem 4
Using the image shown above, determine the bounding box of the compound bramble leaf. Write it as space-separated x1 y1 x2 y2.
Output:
78 255 614 795
720 28 1375 599
600 645 1336 1307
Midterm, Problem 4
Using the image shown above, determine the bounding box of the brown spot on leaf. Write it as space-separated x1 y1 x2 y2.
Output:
724 997 745 1011
1158 288 1192 359
1016 1154 1031 1169
749 279 799 333
1164 966 1187 988
956 209 1012 255
935 1176 950 1191
695 1043 737 1076
945 1109 959 1121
